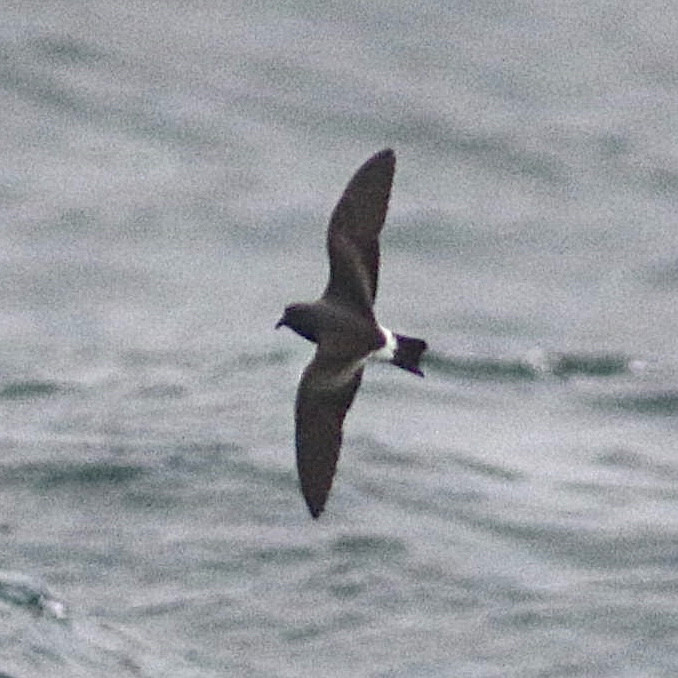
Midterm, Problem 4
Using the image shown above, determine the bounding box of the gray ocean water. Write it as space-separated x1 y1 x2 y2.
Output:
2 2 678 676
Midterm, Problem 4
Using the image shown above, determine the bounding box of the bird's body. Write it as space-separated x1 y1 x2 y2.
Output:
277 149 427 518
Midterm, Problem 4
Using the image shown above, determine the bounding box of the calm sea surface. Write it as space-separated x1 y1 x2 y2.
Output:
2 2 678 676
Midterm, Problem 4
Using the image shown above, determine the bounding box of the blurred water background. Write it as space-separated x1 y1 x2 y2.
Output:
1 2 678 676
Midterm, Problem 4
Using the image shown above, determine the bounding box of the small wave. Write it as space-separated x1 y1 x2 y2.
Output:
598 390 678 417
32 34 108 66
40 462 147 489
0 380 60 399
448 452 522 481
330 534 407 558
549 353 631 378
235 349 289 370
596 448 678 479
1 461 147 490
424 352 538 381
425 350 633 381
0 570 68 621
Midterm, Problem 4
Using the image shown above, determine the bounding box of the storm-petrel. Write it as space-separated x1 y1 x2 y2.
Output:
276 149 427 518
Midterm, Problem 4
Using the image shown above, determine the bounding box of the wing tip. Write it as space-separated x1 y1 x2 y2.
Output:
307 502 325 519
372 148 395 165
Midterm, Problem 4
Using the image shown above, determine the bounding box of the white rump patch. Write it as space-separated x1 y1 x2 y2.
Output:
372 325 397 362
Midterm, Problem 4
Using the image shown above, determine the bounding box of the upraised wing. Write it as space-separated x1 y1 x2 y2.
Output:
323 149 395 312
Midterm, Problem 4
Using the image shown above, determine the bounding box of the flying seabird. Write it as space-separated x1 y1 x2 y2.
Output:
276 149 427 518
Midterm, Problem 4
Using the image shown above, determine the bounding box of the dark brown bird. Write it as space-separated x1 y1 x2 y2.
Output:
276 149 427 518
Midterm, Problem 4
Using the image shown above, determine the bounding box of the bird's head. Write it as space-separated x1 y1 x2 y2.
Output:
275 303 318 343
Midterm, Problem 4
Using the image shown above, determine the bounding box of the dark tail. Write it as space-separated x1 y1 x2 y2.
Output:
392 334 427 377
